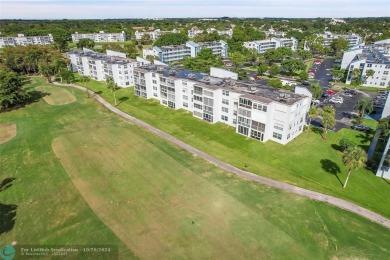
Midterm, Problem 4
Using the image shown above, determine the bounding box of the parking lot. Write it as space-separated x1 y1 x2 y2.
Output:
310 58 385 131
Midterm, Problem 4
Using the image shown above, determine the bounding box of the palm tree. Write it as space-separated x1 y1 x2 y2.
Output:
80 75 90 97
321 105 336 136
365 69 375 78
307 106 318 129
355 98 373 122
106 76 117 106
342 146 367 188
367 118 389 160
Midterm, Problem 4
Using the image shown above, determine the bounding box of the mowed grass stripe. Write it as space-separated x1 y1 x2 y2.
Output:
52 127 303 259
35 85 77 105
51 126 390 259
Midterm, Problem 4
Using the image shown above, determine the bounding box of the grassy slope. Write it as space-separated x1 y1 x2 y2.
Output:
76 75 390 218
1 78 389 259
0 78 136 259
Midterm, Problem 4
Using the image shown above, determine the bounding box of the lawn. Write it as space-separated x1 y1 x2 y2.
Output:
75 75 390 218
1 77 390 259
332 81 390 92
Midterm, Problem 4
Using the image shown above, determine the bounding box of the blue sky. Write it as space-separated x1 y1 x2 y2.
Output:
1 0 389 19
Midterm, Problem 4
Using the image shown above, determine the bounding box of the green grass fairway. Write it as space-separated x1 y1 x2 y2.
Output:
35 85 77 105
1 77 390 259
0 123 16 144
76 76 390 219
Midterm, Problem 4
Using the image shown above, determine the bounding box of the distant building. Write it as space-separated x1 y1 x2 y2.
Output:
67 49 149 87
374 39 390 54
135 29 179 41
304 32 363 50
0 33 53 48
341 44 390 88
133 65 311 145
142 40 228 64
71 31 126 43
187 27 233 38
330 18 347 25
243 37 298 54
263 28 286 38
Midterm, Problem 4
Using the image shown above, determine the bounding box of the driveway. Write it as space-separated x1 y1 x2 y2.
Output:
314 58 335 89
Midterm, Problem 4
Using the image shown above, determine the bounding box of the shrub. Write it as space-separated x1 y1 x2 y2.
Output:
339 137 354 151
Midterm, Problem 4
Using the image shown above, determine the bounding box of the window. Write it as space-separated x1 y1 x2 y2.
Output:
386 65 390 69
194 86 203 95
250 129 263 141
287 134 290 139
153 86 157 90
273 132 282 140
183 95 188 100
204 90 214 97
204 97 214 106
222 90 230 96
153 80 157 84
384 71 389 75
221 115 228 121
238 125 249 136
222 98 229 105
238 108 251 117
239 98 252 109
194 103 202 109
238 116 251 127
251 120 265 132
222 107 229 113
183 102 188 108
253 102 267 112
274 123 283 131
193 111 202 117
380 82 385 86
153 93 157 97
194 95 202 102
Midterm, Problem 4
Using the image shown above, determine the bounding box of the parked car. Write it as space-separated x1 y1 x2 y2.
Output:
311 99 321 105
351 124 371 133
330 98 343 104
325 89 336 95
342 92 353 97
322 93 331 98
342 112 358 119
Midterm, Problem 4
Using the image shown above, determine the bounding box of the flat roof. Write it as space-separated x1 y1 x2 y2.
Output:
134 65 307 105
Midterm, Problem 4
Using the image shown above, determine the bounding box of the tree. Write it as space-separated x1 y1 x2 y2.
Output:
355 97 373 121
281 58 306 75
330 38 350 54
80 75 90 97
321 105 336 136
76 38 95 49
304 35 326 55
182 48 222 73
106 76 117 105
230 52 246 68
299 71 309 80
367 118 389 160
258 63 268 76
59 70 75 84
351 68 361 86
307 106 318 128
309 83 322 99
268 64 280 77
0 70 30 111
246 49 258 65
297 49 313 60
263 49 282 62
365 69 375 78
140 34 152 45
342 146 367 188
339 137 354 151
153 33 188 47
38 62 55 83
268 78 283 89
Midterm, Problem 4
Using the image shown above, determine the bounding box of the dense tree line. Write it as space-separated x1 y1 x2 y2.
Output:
153 33 189 47
182 48 222 73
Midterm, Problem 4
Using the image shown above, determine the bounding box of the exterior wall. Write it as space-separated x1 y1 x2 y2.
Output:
243 37 297 54
142 48 156 59
133 67 310 145
341 49 363 69
382 92 390 119
346 59 390 88
0 34 53 48
376 137 390 180
67 50 144 87
71 31 125 43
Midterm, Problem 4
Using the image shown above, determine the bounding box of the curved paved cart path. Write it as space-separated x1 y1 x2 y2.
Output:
56 82 390 229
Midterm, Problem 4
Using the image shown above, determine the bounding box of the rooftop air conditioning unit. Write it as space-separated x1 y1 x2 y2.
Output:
188 73 195 79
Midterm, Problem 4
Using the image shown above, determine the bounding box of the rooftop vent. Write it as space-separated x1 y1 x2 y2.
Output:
157 66 165 71
279 92 291 99
203 76 210 81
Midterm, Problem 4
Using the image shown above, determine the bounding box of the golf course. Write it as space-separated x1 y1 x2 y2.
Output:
1 78 390 259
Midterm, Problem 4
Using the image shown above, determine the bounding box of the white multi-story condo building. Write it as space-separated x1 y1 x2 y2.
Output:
187 27 233 38
374 39 390 54
135 29 179 41
67 49 148 87
71 31 126 43
304 32 363 50
263 28 286 38
243 37 298 54
0 34 53 48
144 40 228 63
341 45 390 88
376 135 390 180
133 65 311 145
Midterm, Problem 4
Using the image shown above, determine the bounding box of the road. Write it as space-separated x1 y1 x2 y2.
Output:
314 58 335 89
54 82 390 229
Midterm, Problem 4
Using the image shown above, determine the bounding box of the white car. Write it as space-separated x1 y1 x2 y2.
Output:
330 97 343 104
342 92 353 97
